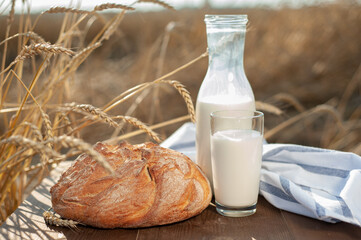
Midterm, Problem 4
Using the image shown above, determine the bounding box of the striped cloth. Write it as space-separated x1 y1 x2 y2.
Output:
161 122 361 226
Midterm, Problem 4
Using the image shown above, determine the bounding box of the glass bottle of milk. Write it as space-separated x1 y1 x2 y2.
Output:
196 15 255 189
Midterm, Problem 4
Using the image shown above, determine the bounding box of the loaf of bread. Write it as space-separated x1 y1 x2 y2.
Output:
50 141 211 228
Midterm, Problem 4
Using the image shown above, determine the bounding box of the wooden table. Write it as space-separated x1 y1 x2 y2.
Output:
1 161 361 240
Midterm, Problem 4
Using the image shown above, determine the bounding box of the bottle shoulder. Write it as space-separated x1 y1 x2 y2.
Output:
197 69 254 100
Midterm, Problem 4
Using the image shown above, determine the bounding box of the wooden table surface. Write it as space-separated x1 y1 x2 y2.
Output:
1 161 361 240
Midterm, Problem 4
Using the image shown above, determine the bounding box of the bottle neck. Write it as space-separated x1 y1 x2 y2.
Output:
206 27 246 72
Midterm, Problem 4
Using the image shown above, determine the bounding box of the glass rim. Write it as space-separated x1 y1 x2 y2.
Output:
210 110 264 120
204 14 248 25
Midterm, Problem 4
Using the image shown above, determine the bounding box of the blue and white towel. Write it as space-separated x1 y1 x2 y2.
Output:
161 122 361 227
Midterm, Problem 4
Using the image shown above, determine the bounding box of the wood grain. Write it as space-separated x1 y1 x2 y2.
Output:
282 211 361 240
1 161 360 240
138 197 293 240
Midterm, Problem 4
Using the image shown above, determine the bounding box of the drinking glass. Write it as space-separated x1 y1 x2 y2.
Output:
210 110 264 217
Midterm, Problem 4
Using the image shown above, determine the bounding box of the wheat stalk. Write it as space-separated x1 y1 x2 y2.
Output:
265 104 344 140
0 155 36 175
43 208 80 229
107 115 189 143
103 51 208 113
2 129 114 177
45 42 102 90
0 0 15 86
24 157 66 172
100 11 125 42
328 132 358 150
100 78 197 130
270 93 306 112
59 9 127 75
338 63 361 115
0 32 46 46
67 42 102 69
0 149 32 173
19 122 43 142
7 0 16 25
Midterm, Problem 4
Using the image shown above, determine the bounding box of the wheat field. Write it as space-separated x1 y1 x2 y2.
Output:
0 0 360 223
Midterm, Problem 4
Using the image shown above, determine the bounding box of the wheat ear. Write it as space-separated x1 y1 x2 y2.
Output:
137 0 175 10
39 109 54 164
15 43 75 62
93 3 135 11
43 7 89 14
114 116 161 143
0 136 62 159
1 43 75 74
19 122 43 142
157 80 195 122
40 110 53 139
43 208 80 229
45 135 114 174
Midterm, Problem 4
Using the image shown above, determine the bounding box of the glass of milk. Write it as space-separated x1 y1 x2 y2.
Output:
210 110 264 217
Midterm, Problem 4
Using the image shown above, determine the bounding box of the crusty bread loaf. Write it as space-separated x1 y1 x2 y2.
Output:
50 141 211 228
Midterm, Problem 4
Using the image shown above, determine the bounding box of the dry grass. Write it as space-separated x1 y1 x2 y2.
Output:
0 0 360 224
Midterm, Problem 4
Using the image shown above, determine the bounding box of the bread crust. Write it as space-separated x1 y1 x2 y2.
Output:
50 141 211 228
